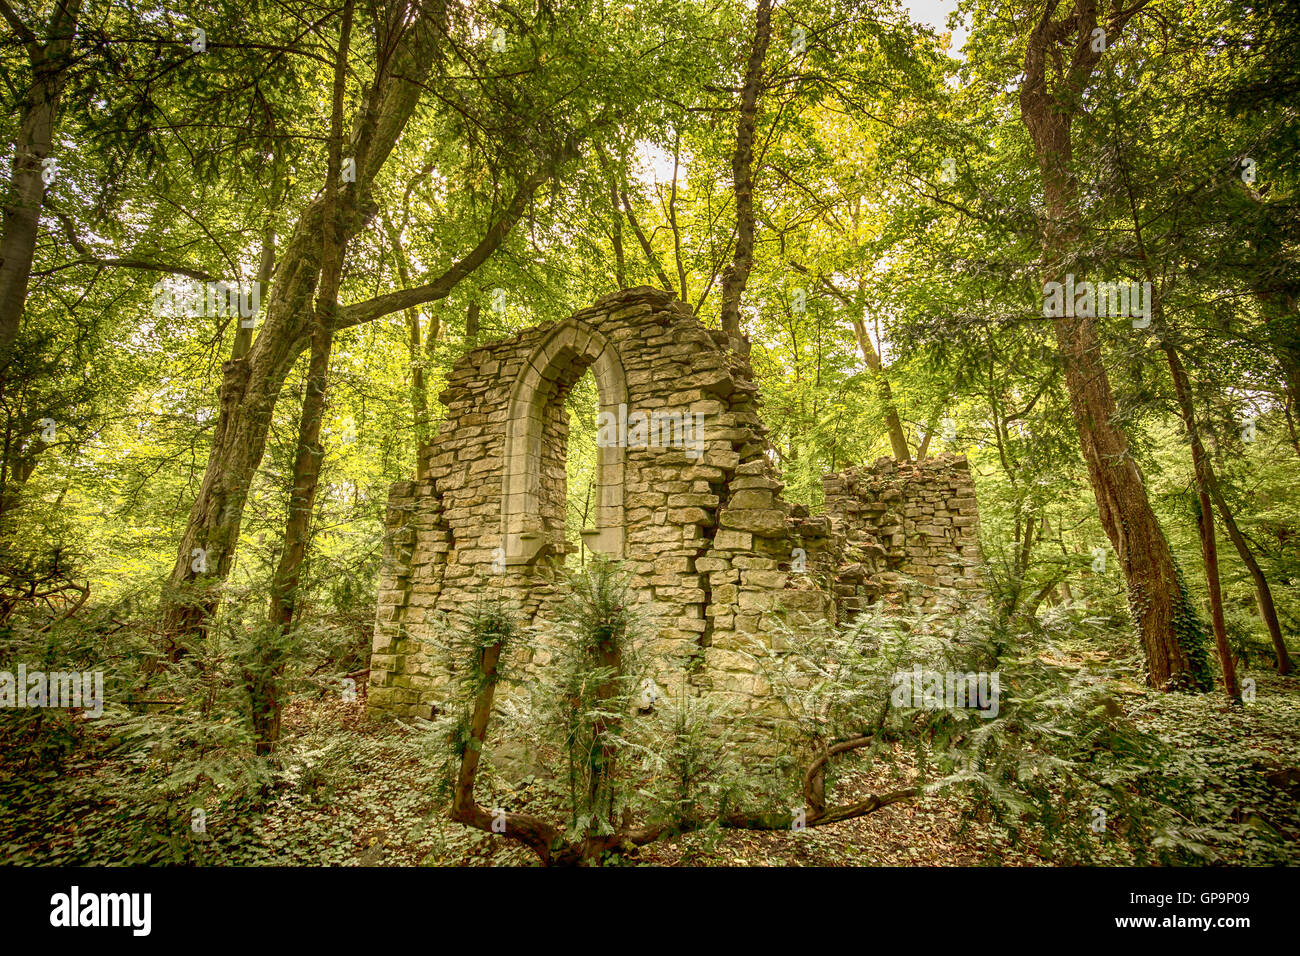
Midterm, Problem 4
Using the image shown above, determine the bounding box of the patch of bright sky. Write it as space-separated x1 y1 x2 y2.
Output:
634 2 969 187
905 0 969 59
632 140 682 191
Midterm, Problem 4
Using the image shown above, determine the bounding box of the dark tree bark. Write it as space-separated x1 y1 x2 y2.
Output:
160 10 439 654
1209 485 1292 674
1116 116 1286 683
668 130 688 302
618 180 676 295
465 301 480 346
248 0 355 753
717 0 773 354
1019 0 1210 690
596 149 627 289
1166 340 1238 698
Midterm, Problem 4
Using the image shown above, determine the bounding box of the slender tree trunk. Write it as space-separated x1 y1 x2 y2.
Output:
601 156 627 289
668 130 688 302
916 411 939 460
583 632 623 857
382 213 432 449
1209 482 1293 674
451 635 564 863
1164 340 1238 699
1284 396 1300 458
0 431 42 534
250 0 355 754
465 301 480 347
0 0 83 374
717 0 772 353
618 179 675 295
816 273 912 460
1116 131 1267 691
592 145 628 290
848 309 910 460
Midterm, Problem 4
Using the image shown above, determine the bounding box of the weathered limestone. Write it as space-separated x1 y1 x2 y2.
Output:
819 455 985 614
368 287 984 720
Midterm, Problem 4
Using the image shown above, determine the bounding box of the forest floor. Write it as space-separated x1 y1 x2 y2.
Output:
259 691 1036 867
4 659 1298 866
264 664 1300 867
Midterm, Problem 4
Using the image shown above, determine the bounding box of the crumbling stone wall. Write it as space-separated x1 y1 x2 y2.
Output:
368 287 983 720
822 456 984 614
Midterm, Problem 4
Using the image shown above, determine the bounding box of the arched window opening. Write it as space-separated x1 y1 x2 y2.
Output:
501 320 626 567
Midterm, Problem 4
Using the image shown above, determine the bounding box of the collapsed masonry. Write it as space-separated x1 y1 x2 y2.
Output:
368 287 983 719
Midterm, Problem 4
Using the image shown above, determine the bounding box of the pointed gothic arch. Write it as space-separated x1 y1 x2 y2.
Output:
500 318 627 564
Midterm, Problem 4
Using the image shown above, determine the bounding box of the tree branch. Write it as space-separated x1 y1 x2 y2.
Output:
618 180 676 295
0 0 37 55
332 166 552 331
31 256 215 281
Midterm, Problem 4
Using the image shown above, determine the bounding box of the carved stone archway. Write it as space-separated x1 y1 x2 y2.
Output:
501 318 627 564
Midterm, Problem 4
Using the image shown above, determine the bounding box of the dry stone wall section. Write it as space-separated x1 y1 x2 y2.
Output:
821 456 984 613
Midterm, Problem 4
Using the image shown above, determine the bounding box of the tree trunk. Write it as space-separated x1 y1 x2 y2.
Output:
607 175 627 289
0 0 83 374
594 145 627 290
465 301 480 347
668 130 688 302
717 0 772 353
158 10 450 651
816 274 911 460
916 407 941 460
1209 482 1293 674
382 212 432 449
1164 339 1238 699
1019 0 1209 690
159 200 332 655
618 179 675 295
248 0 355 754
848 309 910 460
1116 125 1271 689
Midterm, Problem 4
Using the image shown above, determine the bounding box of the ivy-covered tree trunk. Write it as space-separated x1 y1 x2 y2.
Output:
718 0 772 353
159 194 336 655
159 10 443 653
1115 154 1240 697
1164 339 1238 699
1019 0 1210 690
248 0 355 754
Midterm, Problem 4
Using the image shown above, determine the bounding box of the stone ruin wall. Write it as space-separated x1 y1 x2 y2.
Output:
368 287 983 721
821 457 984 614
